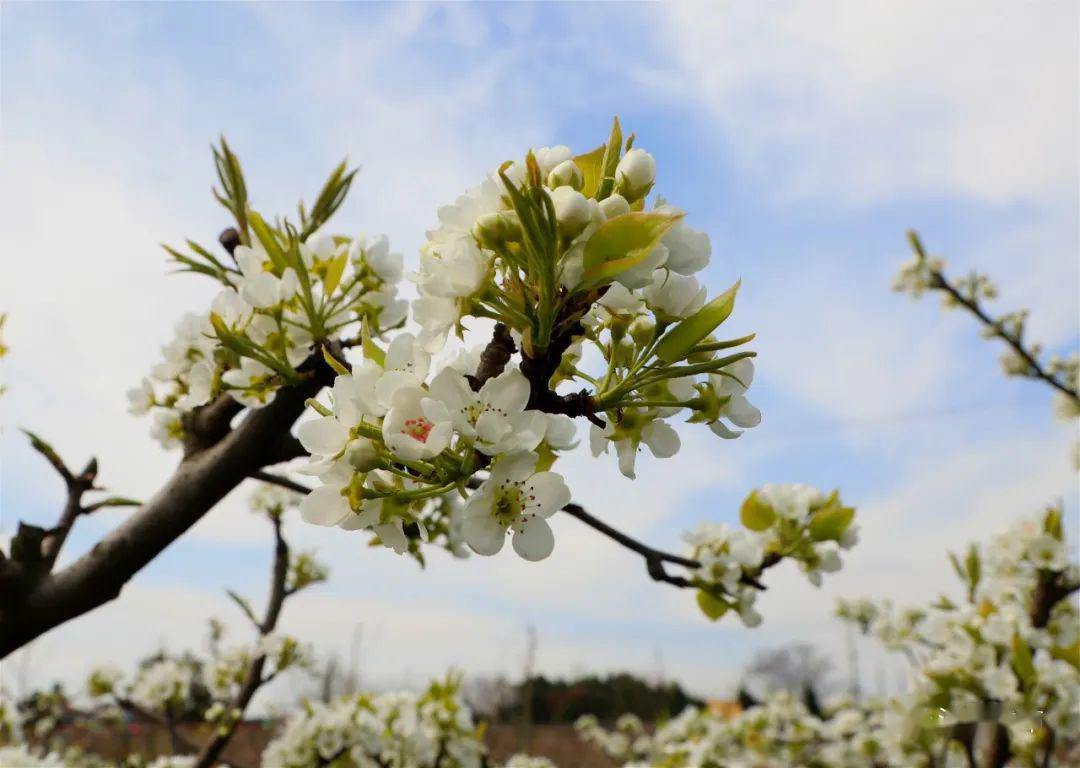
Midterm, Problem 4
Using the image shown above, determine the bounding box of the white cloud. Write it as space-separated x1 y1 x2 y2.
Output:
656 1 1078 206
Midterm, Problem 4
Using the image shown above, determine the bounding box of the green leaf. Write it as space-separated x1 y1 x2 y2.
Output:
321 346 351 376
1044 505 1063 540
580 211 682 286
1050 640 1080 670
322 250 349 296
361 320 386 367
247 210 289 271
573 144 606 199
653 280 740 364
1012 633 1036 686
964 544 981 595
596 116 624 199
696 590 731 621
808 504 855 542
226 590 259 628
740 490 776 532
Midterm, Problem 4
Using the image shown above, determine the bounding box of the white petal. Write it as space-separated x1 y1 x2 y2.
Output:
615 439 638 479
512 518 554 561
544 415 578 450
642 420 680 458
475 410 512 449
299 486 350 526
726 395 761 428
462 509 506 556
489 451 537 486
709 420 743 439
297 416 350 457
525 472 571 517
480 368 530 414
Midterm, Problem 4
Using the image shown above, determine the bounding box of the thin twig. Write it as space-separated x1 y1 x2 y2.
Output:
192 514 291 768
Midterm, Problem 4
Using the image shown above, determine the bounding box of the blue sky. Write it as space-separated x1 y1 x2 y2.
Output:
1 2 1077 703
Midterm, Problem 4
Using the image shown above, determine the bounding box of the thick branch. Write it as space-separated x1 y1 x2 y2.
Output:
0 361 333 658
1031 569 1080 629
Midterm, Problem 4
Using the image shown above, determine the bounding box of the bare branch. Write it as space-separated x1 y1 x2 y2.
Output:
252 470 314 495
0 357 334 658
193 515 291 768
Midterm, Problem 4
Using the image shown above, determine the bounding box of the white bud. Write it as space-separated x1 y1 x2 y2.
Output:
614 149 655 201
598 193 631 220
547 159 583 191
549 187 592 238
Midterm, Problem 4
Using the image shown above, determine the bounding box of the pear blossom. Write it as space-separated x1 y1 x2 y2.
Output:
462 451 570 561
127 377 156 415
429 367 545 455
707 358 761 439
221 357 276 407
234 243 299 309
590 414 680 480
642 269 706 320
381 387 453 462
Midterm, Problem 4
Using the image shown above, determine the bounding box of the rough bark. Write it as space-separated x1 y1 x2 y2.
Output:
0 365 330 658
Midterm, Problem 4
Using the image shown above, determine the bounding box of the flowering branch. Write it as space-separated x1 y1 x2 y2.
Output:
899 231 1080 408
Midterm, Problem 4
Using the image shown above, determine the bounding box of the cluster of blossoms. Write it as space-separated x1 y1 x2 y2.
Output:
685 484 858 626
296 339 575 560
298 119 767 565
836 508 1079 766
263 675 539 768
412 119 760 480
129 141 407 449
577 693 894 768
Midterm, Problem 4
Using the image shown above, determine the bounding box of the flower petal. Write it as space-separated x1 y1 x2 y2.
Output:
462 510 506 556
512 518 554 561
642 420 680 458
297 416 350 457
299 486 350 527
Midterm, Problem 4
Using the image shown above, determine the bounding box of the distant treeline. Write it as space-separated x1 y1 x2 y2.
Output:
500 673 703 724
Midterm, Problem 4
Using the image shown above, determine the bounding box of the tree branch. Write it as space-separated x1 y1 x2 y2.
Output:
0 358 334 658
193 515 291 768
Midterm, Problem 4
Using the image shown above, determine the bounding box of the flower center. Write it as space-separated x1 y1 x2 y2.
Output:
492 487 524 527
402 417 434 443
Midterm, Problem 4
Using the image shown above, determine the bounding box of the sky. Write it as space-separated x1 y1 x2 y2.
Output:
1 1 1077 708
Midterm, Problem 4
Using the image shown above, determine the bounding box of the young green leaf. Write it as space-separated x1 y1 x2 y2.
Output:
247 210 289 272
361 320 386 367
580 211 682 287
653 280 740 364
696 590 731 621
740 490 776 532
1012 633 1036 686
573 144 606 199
808 505 856 542
322 250 349 296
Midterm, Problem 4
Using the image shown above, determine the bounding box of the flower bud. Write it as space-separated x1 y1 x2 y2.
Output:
347 438 381 473
614 148 655 202
628 315 656 347
549 186 592 238
472 210 521 250
598 193 631 220
546 159 584 190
